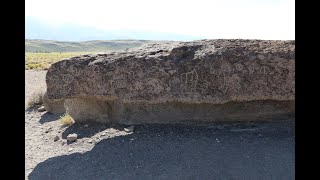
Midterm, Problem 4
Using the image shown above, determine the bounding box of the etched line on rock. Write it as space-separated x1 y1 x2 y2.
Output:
61 74 74 84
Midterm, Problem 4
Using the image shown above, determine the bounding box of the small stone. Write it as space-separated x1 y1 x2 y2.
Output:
102 132 106 136
45 127 52 133
61 141 66 146
37 106 46 112
84 124 89 128
68 148 73 152
124 126 135 132
54 136 59 141
88 139 93 143
67 133 78 142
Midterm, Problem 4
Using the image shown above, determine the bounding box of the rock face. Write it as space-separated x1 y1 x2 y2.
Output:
45 39 295 124
42 92 65 114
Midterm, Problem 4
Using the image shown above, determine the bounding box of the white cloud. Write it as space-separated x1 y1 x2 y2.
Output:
26 0 294 40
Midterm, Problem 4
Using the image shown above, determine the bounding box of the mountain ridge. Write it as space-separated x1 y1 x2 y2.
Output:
25 39 172 52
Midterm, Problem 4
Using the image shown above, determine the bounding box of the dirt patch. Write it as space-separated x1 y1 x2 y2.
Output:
25 70 47 107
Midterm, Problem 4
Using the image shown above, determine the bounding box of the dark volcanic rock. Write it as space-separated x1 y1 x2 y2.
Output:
45 39 295 124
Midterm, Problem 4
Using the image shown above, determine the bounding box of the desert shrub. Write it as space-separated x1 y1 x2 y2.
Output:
25 52 91 70
59 114 75 126
41 63 51 70
26 63 40 69
27 91 44 108
26 62 51 70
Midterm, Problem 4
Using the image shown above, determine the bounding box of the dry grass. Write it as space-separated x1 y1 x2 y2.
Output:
59 114 75 126
25 52 95 70
27 91 44 108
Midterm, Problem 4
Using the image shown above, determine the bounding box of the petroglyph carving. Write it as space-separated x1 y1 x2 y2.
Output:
259 66 269 75
221 63 232 73
180 68 199 91
44 39 295 124
61 74 74 84
235 63 243 71
46 39 294 108
248 65 255 75
60 86 71 96
145 78 164 94
218 74 229 93
47 75 60 86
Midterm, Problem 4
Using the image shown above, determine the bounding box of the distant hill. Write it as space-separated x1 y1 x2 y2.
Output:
25 17 204 42
25 39 160 52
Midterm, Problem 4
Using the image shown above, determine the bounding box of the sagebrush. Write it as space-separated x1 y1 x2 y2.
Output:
27 91 44 108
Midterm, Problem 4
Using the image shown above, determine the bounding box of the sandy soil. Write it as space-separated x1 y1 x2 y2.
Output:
25 70 47 106
25 70 295 180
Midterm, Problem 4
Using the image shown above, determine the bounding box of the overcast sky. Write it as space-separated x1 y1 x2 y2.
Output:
26 0 295 40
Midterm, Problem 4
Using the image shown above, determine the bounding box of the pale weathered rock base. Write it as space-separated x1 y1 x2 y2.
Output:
43 92 65 114
64 97 294 124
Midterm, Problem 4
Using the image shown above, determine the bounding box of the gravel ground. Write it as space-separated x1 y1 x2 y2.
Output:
25 70 295 180
25 70 132 179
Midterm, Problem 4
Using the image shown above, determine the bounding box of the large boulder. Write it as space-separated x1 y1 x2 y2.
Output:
44 39 295 124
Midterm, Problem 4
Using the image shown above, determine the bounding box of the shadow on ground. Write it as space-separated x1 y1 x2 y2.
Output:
61 123 128 140
25 107 40 113
39 112 63 124
29 120 295 180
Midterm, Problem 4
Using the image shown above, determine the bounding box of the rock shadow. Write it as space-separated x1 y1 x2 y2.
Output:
29 121 295 180
61 122 130 140
39 112 63 124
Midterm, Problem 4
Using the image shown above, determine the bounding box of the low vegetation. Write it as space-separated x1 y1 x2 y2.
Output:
25 52 94 70
59 114 75 126
25 39 165 70
27 91 44 108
